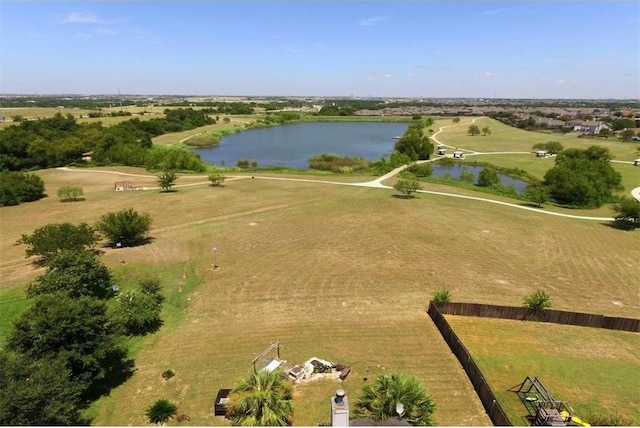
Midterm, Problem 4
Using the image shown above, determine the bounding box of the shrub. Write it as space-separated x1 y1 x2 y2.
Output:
162 369 175 380
523 290 551 310
96 208 152 247
432 289 451 304
146 399 177 424
57 185 84 202
459 167 475 183
406 163 433 177
477 168 499 187
208 173 226 187
394 178 421 199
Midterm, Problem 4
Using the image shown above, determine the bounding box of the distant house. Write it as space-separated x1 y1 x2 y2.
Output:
532 116 565 129
571 121 610 135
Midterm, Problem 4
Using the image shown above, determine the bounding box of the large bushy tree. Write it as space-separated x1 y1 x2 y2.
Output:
225 369 294 426
543 146 622 208
96 208 152 247
7 293 129 394
613 197 640 228
16 222 99 266
0 171 45 206
0 352 83 425
354 373 436 426
27 250 114 299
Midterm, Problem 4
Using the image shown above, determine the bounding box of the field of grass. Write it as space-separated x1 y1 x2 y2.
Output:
446 316 640 425
1 162 638 425
1 116 638 426
151 116 255 146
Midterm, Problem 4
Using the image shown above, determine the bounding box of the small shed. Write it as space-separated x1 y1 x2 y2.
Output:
453 151 464 159
634 159 640 166
536 150 548 158
81 151 93 161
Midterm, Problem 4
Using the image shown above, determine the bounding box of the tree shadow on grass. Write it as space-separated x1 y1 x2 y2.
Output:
601 220 640 231
391 194 418 200
83 350 136 404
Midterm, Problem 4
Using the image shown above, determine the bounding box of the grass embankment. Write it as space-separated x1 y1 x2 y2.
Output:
446 316 640 425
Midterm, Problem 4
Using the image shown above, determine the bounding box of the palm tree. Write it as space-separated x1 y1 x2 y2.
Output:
354 373 436 426
225 369 294 426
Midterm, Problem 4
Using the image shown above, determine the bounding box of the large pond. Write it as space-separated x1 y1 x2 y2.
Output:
194 122 409 169
432 163 529 193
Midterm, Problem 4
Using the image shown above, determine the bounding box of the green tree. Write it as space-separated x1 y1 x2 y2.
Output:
613 197 640 228
7 293 129 394
620 129 635 141
354 373 436 426
481 126 491 136
96 208 152 247
57 185 84 202
225 369 294 426
598 128 612 138
394 178 421 199
157 171 177 192
16 222 99 266
544 141 564 154
524 184 550 208
405 163 433 177
452 117 460 123
477 168 499 187
0 171 46 206
113 285 163 336
0 352 83 425
468 125 480 136
523 290 551 310
209 173 226 187
459 167 475 183
544 147 621 208
146 399 178 424
390 151 412 168
27 250 114 299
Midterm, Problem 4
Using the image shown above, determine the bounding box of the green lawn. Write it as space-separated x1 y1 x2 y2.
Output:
0 285 30 345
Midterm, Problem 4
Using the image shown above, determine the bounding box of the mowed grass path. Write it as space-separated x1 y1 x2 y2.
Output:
1 154 638 423
446 316 640 425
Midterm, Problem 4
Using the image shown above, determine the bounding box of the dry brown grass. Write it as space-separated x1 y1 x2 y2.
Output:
447 316 640 425
1 165 638 426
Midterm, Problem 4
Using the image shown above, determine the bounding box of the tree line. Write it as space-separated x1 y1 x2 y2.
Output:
0 109 212 173
0 210 161 424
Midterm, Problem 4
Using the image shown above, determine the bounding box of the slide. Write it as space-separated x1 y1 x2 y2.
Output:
560 410 591 427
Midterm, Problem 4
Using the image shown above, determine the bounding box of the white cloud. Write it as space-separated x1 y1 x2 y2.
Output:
407 73 416 77
62 12 127 25
484 71 494 77
359 16 386 26
384 73 392 78
368 77 375 80
556 79 565 84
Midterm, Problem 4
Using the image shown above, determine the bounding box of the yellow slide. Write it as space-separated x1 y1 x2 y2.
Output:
560 410 591 427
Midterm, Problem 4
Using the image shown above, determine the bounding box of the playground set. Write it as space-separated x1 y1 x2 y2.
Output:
510 376 590 427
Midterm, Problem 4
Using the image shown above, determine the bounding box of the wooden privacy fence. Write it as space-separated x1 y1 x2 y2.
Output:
434 302 640 333
427 301 640 426
427 302 512 426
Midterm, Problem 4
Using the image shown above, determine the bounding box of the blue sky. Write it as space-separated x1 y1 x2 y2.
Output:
1 1 638 98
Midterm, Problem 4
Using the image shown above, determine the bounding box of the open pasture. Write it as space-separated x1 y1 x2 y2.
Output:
446 316 640 425
1 163 638 425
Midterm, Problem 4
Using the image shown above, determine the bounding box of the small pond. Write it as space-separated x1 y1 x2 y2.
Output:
432 164 529 193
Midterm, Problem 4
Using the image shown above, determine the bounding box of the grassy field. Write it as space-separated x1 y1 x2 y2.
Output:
151 116 255 146
436 117 639 162
1 118 638 426
446 316 640 425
